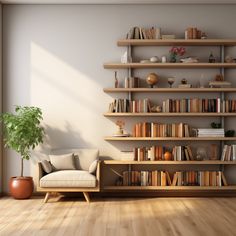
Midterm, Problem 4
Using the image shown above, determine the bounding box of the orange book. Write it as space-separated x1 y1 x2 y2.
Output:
222 172 228 186
161 171 167 186
142 122 146 137
153 123 157 137
166 172 171 186
132 125 136 137
205 171 210 186
172 173 178 186
155 146 159 160
158 146 163 160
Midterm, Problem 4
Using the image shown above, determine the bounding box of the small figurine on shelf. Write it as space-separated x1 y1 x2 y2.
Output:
225 130 235 137
116 120 124 135
201 32 207 39
113 120 129 137
167 77 175 88
196 147 207 161
114 71 119 88
209 52 216 63
178 78 192 88
150 105 162 113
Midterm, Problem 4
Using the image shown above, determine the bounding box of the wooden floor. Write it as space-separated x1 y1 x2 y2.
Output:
0 196 236 236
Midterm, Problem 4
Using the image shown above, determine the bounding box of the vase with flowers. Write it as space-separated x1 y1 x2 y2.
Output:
169 47 186 63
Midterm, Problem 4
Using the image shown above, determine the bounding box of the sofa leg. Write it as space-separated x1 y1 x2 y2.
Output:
44 192 50 203
83 192 90 203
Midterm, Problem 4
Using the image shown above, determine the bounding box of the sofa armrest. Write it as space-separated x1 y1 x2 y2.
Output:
96 161 101 189
36 162 44 187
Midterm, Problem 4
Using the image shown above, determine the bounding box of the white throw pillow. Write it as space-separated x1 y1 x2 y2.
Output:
89 160 98 174
73 149 99 171
49 153 76 171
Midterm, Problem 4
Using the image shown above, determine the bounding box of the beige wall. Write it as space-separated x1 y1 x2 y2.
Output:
2 4 236 192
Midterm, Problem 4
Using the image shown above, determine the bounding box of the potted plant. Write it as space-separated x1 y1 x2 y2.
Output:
0 106 44 199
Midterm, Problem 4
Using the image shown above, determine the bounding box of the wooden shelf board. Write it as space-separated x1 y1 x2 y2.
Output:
103 186 236 191
103 160 236 165
104 137 236 141
104 62 236 69
104 113 236 117
117 39 236 46
103 88 236 93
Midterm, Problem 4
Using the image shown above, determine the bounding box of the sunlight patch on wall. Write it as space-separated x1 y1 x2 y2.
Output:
30 42 103 147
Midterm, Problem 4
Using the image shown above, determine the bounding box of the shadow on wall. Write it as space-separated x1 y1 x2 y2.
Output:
31 122 96 163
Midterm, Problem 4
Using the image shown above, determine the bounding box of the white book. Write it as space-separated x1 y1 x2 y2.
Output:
177 146 182 161
217 98 221 113
218 171 222 187
137 148 140 162
151 123 154 137
223 100 225 113
232 145 236 161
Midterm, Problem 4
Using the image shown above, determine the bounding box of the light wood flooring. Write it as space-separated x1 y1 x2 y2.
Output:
0 196 236 236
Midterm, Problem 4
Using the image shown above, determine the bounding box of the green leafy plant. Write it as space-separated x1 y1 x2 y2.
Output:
0 106 44 177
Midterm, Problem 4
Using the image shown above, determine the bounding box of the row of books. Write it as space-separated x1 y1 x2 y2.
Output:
107 98 236 113
197 128 224 137
132 122 191 137
122 170 171 186
221 145 236 161
108 99 151 113
162 98 221 113
173 171 227 187
133 145 194 161
122 170 227 187
124 77 140 88
126 26 161 40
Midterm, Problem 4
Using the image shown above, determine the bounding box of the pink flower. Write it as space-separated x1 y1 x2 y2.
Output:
169 46 186 56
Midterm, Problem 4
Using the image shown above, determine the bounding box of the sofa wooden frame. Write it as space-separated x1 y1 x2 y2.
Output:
36 161 101 203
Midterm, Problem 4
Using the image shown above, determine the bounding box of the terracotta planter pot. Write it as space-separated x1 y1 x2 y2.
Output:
9 176 34 199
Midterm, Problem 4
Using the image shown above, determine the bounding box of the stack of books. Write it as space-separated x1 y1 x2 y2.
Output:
197 128 224 137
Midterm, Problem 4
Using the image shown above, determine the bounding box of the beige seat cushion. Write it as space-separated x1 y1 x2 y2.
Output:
40 170 96 188
51 149 99 171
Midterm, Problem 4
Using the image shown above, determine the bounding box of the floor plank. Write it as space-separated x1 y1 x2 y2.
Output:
0 197 235 236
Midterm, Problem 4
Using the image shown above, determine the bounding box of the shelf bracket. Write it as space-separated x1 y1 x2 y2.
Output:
220 45 225 153
128 45 132 101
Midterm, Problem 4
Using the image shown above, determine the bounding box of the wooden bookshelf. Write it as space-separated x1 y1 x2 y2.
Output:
103 88 236 93
103 38 236 195
117 39 236 46
104 137 236 141
104 62 236 69
103 160 236 165
104 112 236 117
103 186 236 191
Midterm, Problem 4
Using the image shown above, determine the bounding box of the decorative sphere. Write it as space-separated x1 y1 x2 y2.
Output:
146 73 159 88
164 151 172 161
